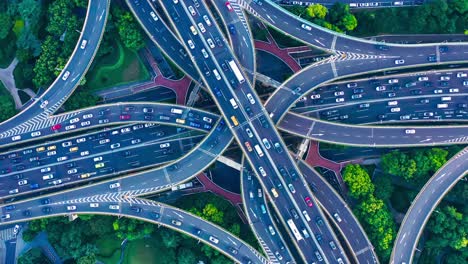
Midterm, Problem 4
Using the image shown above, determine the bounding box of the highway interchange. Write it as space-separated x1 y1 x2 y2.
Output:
1 0 467 263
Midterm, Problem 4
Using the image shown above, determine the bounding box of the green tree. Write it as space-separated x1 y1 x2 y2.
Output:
373 176 394 201
73 0 88 8
160 229 181 249
427 206 467 250
306 4 327 19
0 96 16 121
46 0 74 37
112 217 154 241
18 248 50 264
342 164 375 199
202 203 224 224
112 6 145 50
17 0 42 30
381 151 417 180
64 91 99 111
16 26 41 61
177 247 197 264
0 13 12 39
339 13 358 31
32 36 61 88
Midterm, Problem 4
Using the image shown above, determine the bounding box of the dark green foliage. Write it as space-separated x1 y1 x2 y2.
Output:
354 0 468 35
0 12 13 39
63 89 99 111
111 6 145 50
426 206 467 251
112 217 155 241
17 247 50 264
0 95 16 122
373 175 394 201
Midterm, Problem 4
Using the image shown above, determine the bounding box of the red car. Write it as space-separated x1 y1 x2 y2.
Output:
225 1 233 11
244 142 252 152
304 197 313 207
51 124 62 131
120 114 131 120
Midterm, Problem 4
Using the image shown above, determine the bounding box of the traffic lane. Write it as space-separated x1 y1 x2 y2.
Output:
278 112 468 146
391 147 468 264
298 161 376 263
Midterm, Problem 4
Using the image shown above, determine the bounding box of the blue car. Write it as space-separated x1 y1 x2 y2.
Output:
30 183 39 189
228 25 236 35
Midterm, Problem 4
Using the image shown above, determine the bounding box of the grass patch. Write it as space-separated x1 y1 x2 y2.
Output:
96 234 122 264
13 20 25 36
122 237 162 264
86 38 150 91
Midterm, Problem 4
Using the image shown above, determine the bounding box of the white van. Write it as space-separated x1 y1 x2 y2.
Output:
441 97 451 101
213 69 221 80
254 144 264 157
229 98 238 109
42 174 54 180
171 108 183 114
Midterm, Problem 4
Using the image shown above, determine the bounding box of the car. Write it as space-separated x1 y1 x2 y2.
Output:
109 205 119 210
80 39 87 49
411 89 422 95
189 25 197 35
304 197 313 207
353 88 364 94
229 247 238 255
390 107 400 113
456 72 467 78
424 112 434 117
203 15 211 26
245 128 253 138
310 94 320 100
434 89 443 94
110 143 120 149
18 180 28 186
359 103 370 109
187 39 195 49
120 114 131 120
439 46 448 52
197 22 206 33
65 125 76 131
99 119 109 124
150 11 158 21
427 55 437 62
11 135 21 141
69 147 78 152
81 121 90 127
90 203 99 208
244 142 253 152
99 139 109 145
95 163 105 169
171 219 182 226
188 5 196 15
42 207 52 214
334 91 344 96
50 179 62 185
62 71 70 80
80 173 91 179
132 124 143 130
131 206 142 213
201 48 208 58
301 23 312 31
333 213 342 222
274 142 283 153
160 143 170 148
440 81 449 87
30 131 41 137
463 80 468 86
268 225 276 235
246 93 255 104
346 83 357 88
262 138 271 149
288 184 296 194
228 25 236 35
352 94 363 99
12 224 20 235
225 1 233 11
207 38 215 48
336 98 345 103
420 99 430 104
449 88 459 93
387 92 396 98
375 44 389 50
67 168 77 174
394 59 405 64
259 167 266 177
67 205 77 211
458 103 467 108
440 76 450 81
275 251 283 260
405 129 416 134
109 182 120 189
418 76 429 81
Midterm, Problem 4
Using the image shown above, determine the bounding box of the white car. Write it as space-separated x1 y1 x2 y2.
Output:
110 143 120 149
99 139 110 144
301 24 312 31
310 94 320 99
62 71 70 80
449 88 459 93
390 107 401 112
57 156 68 162
11 135 21 141
13 225 20 234
203 15 211 26
83 114 93 119
197 23 206 33
80 151 89 156
81 121 90 126
388 79 399 84
109 205 119 210
418 76 429 81
246 93 255 104
67 169 77 174
150 11 158 21
190 25 198 35
93 157 103 162
47 151 56 156
18 180 28 186
31 131 41 137
187 39 195 49
245 128 253 138
259 167 267 177
76 138 86 143
268 225 276 235
334 91 344 96
67 205 76 211
160 143 170 148
434 89 443 94
70 118 80 124
394 59 405 65
40 100 48 109
80 39 87 49
456 72 467 78
440 76 450 81
188 5 196 16
203 117 213 123
131 139 141 144
109 182 120 189
375 86 386 91
207 38 215 49
121 127 131 134
90 203 99 208
336 98 345 103
262 138 271 149
405 129 416 134
65 125 76 131
62 141 72 147
201 48 208 58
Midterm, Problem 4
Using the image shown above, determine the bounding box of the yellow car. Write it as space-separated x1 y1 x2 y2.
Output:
36 146 45 152
95 163 105 169
47 145 56 151
69 147 79 152
80 173 91 179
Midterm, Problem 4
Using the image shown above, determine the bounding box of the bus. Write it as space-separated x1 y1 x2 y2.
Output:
228 60 245 84
287 219 303 241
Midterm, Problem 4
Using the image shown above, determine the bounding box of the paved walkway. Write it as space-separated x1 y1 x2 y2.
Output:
96 49 192 105
304 141 364 192
254 28 302 73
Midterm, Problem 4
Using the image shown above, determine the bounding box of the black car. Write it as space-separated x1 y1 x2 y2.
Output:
316 216 324 226
289 170 298 181
150 212 160 219
215 37 223 47
5 205 15 211
423 81 433 87
42 207 52 214
245 106 254 117
221 63 228 71
123 151 131 157
427 55 437 62
387 92 396 97
439 46 448 52
144 114 152 120
279 167 288 177
411 89 422 95
14 174 23 179
130 206 142 213
378 114 387 120
41 198 50 205
23 210 31 216
375 44 389 51
15 165 25 171
353 88 364 94
66 162 75 168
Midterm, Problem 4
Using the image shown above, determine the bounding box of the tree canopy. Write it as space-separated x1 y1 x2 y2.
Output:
342 164 375 199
